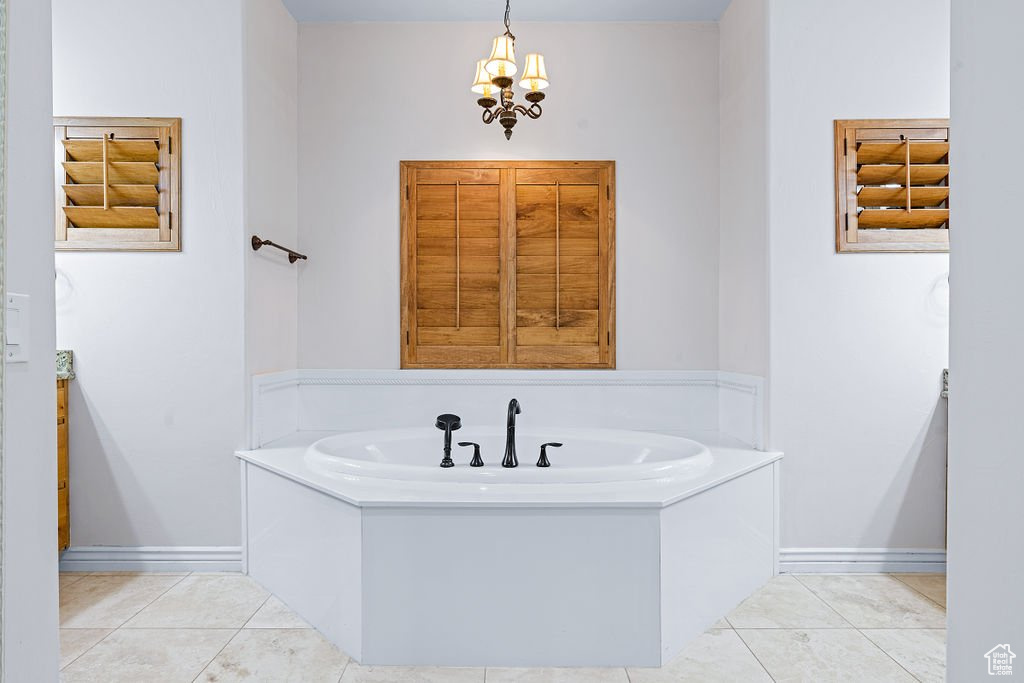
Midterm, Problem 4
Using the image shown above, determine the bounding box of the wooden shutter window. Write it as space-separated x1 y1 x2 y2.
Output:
514 167 610 366
401 161 615 369
409 168 505 366
835 119 949 253
55 117 181 251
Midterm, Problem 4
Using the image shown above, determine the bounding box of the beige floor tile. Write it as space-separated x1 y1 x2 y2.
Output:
197 628 349 682
60 628 236 683
60 574 186 628
892 573 947 607
485 667 628 682
737 629 917 682
861 629 946 683
59 629 112 669
60 573 90 590
794 574 946 628
727 575 849 629
123 573 269 628
627 629 772 683
340 664 485 682
244 595 311 629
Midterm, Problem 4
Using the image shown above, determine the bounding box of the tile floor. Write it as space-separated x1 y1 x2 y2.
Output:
59 571 946 682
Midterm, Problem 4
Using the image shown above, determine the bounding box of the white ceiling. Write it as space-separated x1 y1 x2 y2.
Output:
281 0 732 23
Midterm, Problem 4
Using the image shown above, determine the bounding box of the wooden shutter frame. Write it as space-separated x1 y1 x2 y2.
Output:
835 118 949 254
55 116 181 251
401 160 616 369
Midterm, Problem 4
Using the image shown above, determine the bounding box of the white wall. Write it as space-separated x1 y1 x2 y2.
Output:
44 0 954 568
767 0 951 552
244 0 298 380
718 0 768 378
3 0 60 678
52 0 247 548
297 22 721 369
947 0 1024 675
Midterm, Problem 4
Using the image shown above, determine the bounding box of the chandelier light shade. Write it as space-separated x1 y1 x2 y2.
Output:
471 59 499 98
485 35 517 77
474 0 549 140
518 53 549 91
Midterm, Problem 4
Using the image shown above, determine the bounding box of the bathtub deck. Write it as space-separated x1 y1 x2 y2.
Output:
236 429 781 508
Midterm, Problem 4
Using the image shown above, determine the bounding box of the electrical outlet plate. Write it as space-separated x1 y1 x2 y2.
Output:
5 293 30 363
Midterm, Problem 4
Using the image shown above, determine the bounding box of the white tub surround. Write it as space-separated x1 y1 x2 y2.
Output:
249 369 765 449
238 370 778 667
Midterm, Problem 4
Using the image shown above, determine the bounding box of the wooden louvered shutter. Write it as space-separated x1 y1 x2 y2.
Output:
55 117 181 251
401 161 615 369
403 167 505 366
512 166 613 367
835 119 949 253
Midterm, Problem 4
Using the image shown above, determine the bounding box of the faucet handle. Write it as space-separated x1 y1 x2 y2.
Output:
537 442 562 468
458 442 484 467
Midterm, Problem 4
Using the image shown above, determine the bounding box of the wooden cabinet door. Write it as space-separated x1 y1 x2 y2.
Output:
512 166 613 367
402 166 506 367
57 379 70 551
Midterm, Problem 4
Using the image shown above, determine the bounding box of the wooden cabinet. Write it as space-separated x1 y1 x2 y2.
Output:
401 161 615 368
57 378 70 551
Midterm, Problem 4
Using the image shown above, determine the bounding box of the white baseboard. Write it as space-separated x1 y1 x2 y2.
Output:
779 548 946 574
58 545 943 575
59 546 243 573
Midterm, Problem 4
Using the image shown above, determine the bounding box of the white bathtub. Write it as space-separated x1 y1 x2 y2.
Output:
240 430 779 667
240 370 779 666
304 427 714 484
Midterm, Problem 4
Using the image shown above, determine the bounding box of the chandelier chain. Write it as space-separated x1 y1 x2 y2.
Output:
503 0 515 41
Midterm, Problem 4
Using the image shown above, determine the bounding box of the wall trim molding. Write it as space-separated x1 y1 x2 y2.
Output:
295 377 721 387
779 547 946 573
59 546 243 573
718 371 764 449
294 369 722 387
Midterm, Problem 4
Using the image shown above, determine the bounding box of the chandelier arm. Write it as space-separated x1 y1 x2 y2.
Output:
482 108 499 124
513 103 543 120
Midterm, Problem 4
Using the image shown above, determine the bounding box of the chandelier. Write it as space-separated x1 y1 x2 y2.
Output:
472 0 549 140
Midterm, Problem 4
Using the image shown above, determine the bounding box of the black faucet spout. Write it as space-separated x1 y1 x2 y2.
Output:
502 398 521 468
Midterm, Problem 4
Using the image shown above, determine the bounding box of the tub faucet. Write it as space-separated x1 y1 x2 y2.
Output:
502 398 522 468
435 414 461 468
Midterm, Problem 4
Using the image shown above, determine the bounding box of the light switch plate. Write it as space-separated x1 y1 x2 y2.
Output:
5 293 30 363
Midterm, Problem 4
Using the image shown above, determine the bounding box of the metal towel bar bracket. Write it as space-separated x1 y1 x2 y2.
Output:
251 235 307 263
